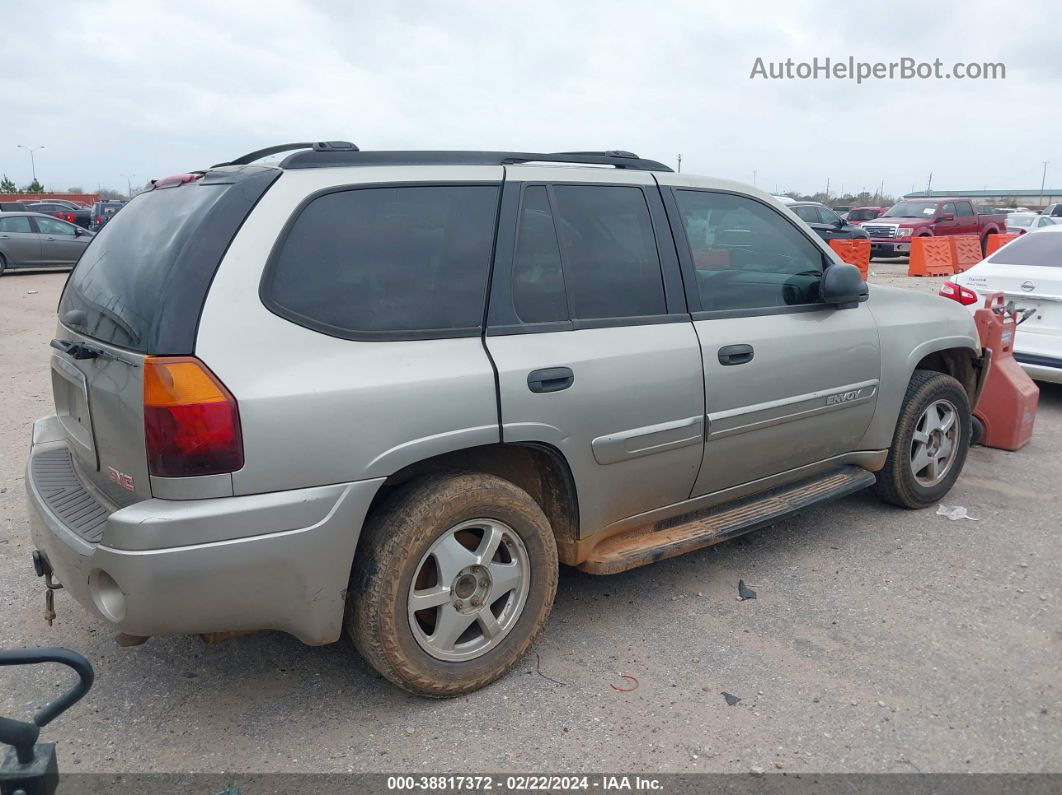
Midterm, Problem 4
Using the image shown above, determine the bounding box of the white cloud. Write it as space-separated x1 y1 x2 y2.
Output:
1 0 1059 196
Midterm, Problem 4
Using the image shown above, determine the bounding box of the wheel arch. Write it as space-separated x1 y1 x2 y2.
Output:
363 442 581 565
913 345 980 405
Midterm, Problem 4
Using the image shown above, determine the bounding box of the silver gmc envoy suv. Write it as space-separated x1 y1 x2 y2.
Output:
25 143 986 696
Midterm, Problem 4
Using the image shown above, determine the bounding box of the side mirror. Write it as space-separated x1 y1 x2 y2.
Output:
821 262 868 308
74 227 90 237
938 212 955 222
834 216 846 228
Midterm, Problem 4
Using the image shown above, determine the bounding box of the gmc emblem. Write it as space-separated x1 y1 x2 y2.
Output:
107 466 135 492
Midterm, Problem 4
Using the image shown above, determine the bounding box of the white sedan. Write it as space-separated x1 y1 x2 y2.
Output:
947 225 1062 383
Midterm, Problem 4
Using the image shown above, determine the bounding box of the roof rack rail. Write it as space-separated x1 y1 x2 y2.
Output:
277 149 672 172
213 141 359 168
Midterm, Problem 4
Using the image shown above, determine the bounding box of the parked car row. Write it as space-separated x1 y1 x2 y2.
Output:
0 199 125 232
1006 212 1059 235
0 212 93 275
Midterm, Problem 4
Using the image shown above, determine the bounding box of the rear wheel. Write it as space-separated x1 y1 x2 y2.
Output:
874 370 971 509
347 472 558 697
0 253 6 276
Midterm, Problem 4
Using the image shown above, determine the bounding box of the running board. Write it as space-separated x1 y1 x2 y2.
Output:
579 466 877 575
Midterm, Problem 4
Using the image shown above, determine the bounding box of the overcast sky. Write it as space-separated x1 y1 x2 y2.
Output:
3 0 1059 198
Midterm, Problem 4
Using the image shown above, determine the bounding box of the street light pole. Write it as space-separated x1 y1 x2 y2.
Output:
17 145 45 184
1040 161 1049 209
121 173 137 198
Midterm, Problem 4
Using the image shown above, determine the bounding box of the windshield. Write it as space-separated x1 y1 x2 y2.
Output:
884 202 937 218
1007 215 1035 228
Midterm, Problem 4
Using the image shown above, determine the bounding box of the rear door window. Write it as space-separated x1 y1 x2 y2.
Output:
549 185 666 320
263 185 501 339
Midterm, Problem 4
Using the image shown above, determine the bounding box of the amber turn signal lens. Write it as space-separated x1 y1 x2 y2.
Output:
143 357 243 478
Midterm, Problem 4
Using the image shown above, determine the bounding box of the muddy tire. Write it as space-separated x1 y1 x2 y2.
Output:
873 370 971 509
0 254 6 277
347 472 558 697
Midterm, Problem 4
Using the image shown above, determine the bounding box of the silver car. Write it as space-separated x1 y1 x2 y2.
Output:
0 212 93 275
25 143 986 696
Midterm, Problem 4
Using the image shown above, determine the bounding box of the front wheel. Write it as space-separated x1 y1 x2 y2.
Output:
347 472 558 697
873 370 971 509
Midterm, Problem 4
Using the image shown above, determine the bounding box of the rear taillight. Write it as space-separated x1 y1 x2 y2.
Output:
96 215 102 224
65 212 74 222
143 357 243 478
939 281 979 306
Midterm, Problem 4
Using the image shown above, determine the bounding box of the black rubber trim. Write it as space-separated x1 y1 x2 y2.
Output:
1013 351 1062 369
259 181 502 342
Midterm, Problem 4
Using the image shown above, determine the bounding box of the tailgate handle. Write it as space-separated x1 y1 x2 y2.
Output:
528 367 575 394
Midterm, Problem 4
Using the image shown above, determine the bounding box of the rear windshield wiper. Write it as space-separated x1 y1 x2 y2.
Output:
49 338 139 367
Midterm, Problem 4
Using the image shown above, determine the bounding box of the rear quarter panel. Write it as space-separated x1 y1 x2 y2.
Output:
195 166 505 496
858 286 980 449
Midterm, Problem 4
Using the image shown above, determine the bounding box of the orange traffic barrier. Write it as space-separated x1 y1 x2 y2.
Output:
973 292 1038 450
949 235 982 273
908 237 954 277
829 238 871 279
985 233 1019 256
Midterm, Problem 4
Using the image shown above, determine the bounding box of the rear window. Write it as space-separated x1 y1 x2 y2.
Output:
262 185 500 339
59 169 278 353
988 231 1062 267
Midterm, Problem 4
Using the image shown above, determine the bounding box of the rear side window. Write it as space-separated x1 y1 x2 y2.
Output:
956 202 974 217
263 185 500 339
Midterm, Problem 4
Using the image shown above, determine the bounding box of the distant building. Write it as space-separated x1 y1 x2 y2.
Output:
902 189 1061 209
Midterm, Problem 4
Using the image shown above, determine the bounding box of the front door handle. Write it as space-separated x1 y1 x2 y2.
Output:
718 344 754 366
527 367 574 393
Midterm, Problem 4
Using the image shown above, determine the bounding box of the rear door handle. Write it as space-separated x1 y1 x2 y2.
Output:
718 344 754 366
527 367 574 393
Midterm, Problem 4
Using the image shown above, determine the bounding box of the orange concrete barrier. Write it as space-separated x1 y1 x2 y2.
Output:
829 238 871 279
949 235 982 273
908 237 954 277
985 233 1019 256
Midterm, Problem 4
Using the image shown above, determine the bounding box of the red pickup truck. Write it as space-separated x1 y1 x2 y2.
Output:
862 198 1007 258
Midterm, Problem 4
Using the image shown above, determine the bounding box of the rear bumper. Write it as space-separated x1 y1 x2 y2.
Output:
25 416 383 644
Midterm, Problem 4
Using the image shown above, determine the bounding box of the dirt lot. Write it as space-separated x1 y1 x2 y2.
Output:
1 266 1059 774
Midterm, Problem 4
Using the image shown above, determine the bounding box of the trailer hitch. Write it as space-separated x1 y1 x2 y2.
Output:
0 648 94 795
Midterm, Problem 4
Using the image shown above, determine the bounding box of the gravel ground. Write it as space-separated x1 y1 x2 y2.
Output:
0 267 1058 775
